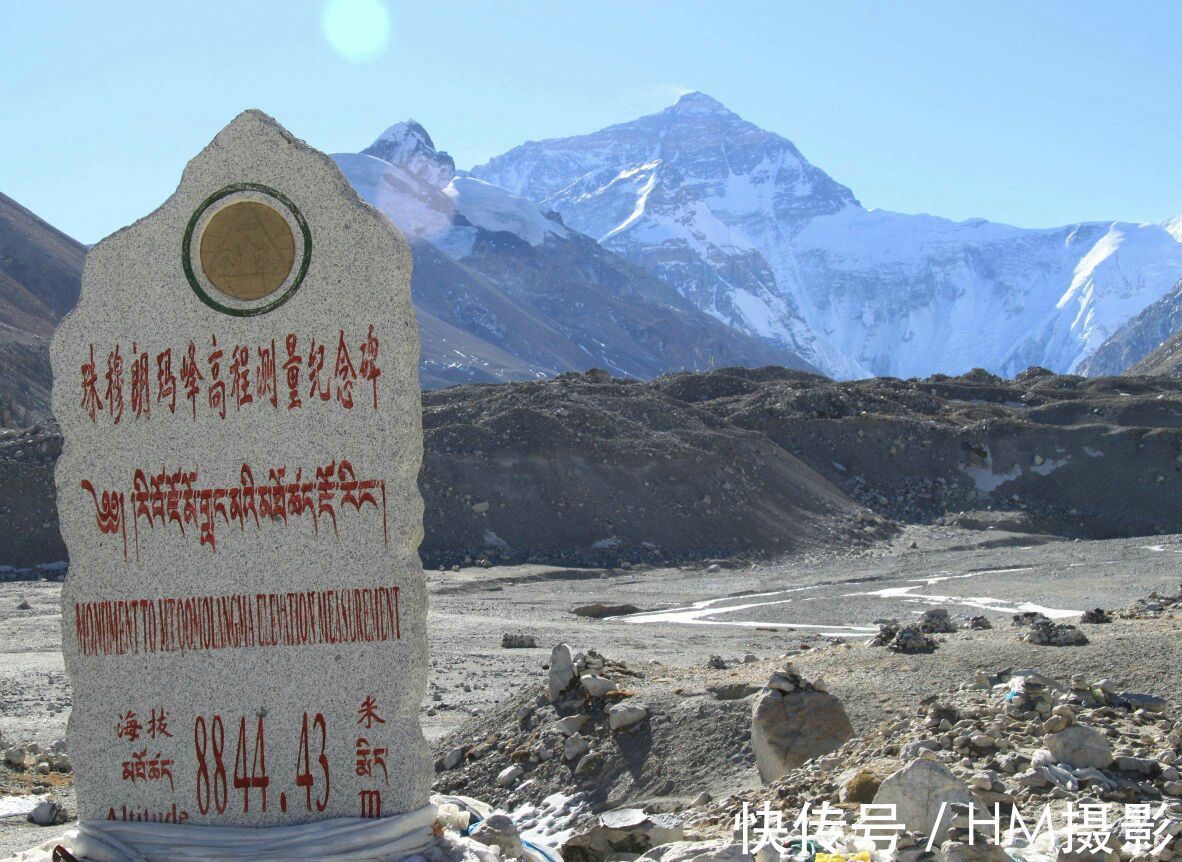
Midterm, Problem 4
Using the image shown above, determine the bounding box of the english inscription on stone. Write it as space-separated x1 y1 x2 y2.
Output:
50 110 430 827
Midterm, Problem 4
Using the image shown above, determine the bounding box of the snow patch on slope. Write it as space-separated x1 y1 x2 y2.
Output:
444 177 568 246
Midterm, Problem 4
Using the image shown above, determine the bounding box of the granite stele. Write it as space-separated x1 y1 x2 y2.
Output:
47 110 434 858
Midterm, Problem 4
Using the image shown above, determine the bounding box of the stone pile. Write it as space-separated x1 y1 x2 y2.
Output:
0 738 73 828
1020 615 1089 646
1121 584 1182 619
1081 607 1112 624
918 607 958 633
3 740 71 776
871 621 938 653
691 667 1182 859
434 644 652 809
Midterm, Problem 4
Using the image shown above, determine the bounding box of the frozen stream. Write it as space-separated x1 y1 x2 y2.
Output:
623 565 1081 636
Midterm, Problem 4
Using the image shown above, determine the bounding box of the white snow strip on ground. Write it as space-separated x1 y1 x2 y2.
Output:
623 566 1079 634
0 796 40 820
622 587 881 637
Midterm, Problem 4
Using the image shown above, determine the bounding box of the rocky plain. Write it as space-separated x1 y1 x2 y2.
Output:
1 365 1181 860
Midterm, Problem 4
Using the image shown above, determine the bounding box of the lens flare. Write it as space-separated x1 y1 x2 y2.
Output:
322 0 391 64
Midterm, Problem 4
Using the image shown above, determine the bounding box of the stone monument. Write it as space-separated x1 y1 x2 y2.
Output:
49 110 432 845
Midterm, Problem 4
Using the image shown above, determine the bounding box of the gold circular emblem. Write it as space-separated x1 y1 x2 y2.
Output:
198 201 296 301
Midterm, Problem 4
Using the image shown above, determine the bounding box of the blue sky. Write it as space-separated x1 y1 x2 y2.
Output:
2 1 1179 243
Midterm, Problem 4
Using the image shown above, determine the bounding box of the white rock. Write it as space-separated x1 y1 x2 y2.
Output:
495 765 523 787
1045 724 1113 769
766 673 797 694
564 733 590 761
436 802 470 832
608 702 648 731
444 746 466 770
874 757 973 845
471 811 524 859
555 715 589 736
580 674 618 698
549 644 576 701
751 688 854 783
27 800 64 826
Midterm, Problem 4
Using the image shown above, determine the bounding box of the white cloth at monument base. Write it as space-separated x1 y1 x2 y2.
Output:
3 804 437 862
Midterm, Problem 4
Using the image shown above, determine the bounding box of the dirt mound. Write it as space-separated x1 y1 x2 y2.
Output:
431 649 761 813
5 365 1182 568
659 365 1182 538
0 424 63 572
420 373 874 567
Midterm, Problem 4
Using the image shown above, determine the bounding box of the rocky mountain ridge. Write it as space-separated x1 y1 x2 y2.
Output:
1131 330 1182 378
0 193 84 427
1079 279 1182 376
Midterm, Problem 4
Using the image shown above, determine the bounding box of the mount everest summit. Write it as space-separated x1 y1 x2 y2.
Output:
471 92 1182 380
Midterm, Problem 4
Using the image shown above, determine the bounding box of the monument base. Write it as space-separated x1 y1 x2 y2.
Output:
3 804 438 862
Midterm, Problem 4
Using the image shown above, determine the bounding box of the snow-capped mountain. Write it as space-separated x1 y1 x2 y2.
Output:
474 92 1182 379
333 119 814 386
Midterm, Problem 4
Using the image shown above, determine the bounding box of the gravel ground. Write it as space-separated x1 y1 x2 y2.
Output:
1 526 1180 854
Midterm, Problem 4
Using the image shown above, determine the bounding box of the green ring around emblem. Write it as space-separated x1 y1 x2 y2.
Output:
182 182 312 317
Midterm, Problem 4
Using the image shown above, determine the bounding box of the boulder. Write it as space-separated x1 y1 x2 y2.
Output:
574 751 606 776
564 733 590 761
471 812 525 859
4 747 31 769
555 715 589 736
608 702 648 731
495 765 523 787
874 757 973 844
1117 692 1168 713
571 603 642 619
27 800 66 826
751 688 854 783
838 767 884 803
1045 724 1112 769
580 674 618 698
549 643 576 701
444 746 466 770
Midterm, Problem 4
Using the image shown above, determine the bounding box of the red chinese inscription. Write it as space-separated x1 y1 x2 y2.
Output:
78 328 381 423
